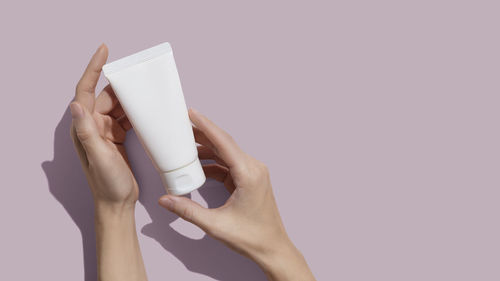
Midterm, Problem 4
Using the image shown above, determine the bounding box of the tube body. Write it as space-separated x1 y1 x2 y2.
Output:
102 42 205 195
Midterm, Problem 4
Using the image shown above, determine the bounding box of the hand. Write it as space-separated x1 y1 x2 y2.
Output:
158 108 315 281
70 44 147 281
70 44 138 210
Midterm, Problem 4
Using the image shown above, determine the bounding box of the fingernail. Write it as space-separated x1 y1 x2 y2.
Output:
70 102 84 119
96 43 105 53
159 196 174 211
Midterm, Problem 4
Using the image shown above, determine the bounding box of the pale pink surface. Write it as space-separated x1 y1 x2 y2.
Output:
0 1 499 280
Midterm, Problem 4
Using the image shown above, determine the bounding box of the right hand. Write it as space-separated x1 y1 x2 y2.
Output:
158 108 315 281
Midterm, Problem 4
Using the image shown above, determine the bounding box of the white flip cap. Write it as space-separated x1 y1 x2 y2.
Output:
159 159 206 195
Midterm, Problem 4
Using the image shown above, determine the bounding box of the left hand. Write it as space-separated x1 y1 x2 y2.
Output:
70 44 138 209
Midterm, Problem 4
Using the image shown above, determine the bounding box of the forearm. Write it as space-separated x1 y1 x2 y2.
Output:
95 202 147 281
253 239 315 281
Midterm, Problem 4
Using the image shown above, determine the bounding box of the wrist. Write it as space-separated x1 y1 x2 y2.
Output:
254 239 315 281
93 197 146 281
94 200 135 223
94 200 137 249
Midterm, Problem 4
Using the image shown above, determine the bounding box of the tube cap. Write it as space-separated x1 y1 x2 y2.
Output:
159 159 206 195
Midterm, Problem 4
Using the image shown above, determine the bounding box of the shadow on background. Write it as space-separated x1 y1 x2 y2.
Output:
42 108 97 281
42 107 265 281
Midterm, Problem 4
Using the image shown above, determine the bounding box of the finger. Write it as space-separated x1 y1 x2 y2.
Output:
75 44 109 111
95 115 127 144
189 108 245 169
109 104 125 119
203 163 229 182
95 85 118 114
102 97 131 131
119 116 132 131
69 102 107 158
193 126 214 149
95 85 132 131
198 145 227 167
158 195 214 232
70 125 89 167
203 164 236 193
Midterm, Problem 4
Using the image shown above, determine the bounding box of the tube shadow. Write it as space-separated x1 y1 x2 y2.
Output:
43 107 265 281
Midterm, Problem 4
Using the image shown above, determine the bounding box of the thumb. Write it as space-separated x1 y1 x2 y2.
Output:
159 195 214 231
70 102 106 157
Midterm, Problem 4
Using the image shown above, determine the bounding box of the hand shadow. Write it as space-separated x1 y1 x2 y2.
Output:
127 127 266 281
43 107 266 281
42 108 97 281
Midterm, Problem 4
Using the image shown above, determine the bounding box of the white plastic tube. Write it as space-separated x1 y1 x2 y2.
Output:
102 42 205 195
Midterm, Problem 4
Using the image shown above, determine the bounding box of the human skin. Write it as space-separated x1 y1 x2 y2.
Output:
70 44 315 281
70 44 147 281
159 109 316 281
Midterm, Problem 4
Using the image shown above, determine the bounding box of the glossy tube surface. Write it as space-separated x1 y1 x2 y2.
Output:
102 42 205 195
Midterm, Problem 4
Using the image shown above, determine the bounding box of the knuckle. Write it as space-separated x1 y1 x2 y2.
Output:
250 160 270 184
76 130 92 142
250 158 267 174
181 206 195 222
233 163 251 184
231 154 271 187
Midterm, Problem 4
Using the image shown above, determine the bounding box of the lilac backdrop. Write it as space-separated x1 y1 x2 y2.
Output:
0 0 499 280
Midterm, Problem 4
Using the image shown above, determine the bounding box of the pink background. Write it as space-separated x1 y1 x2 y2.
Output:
1 0 499 280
